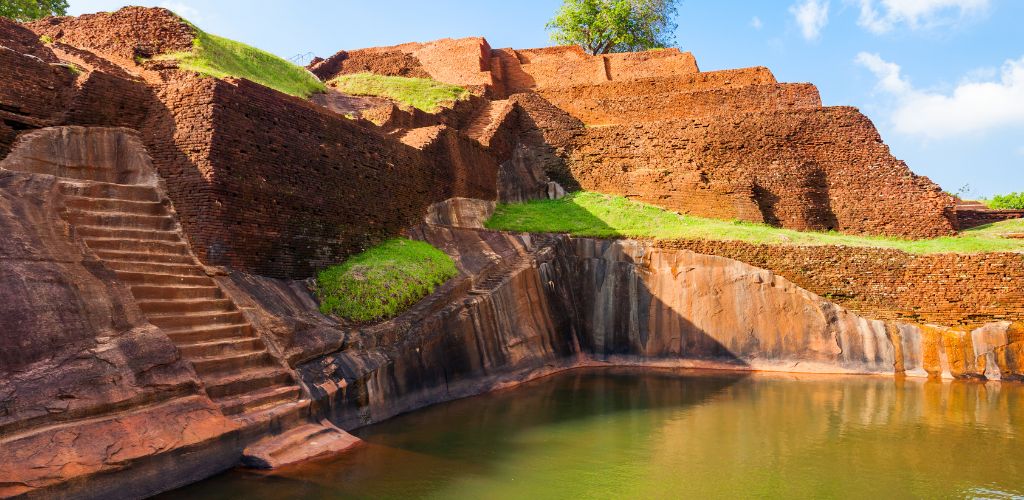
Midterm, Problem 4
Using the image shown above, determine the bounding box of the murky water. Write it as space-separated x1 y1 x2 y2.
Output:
166 369 1024 499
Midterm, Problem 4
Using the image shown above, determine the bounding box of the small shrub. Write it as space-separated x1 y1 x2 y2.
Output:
986 192 1024 210
39 34 54 44
329 73 468 112
316 238 458 322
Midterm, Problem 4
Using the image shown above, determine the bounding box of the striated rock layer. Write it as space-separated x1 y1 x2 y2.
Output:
278 226 1024 429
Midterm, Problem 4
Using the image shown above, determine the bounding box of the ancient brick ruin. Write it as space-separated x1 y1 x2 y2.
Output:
1 7 1022 498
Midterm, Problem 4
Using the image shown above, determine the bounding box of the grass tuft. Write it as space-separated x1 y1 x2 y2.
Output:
485 192 1024 254
316 238 458 323
329 73 468 112
157 25 325 98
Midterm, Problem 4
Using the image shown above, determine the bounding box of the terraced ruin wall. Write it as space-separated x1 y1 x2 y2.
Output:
149 77 496 279
0 44 77 125
492 46 700 95
654 239 1024 327
540 81 821 125
566 106 956 237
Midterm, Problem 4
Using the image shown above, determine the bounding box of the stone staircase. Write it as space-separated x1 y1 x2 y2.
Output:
59 179 306 420
2 127 361 468
464 99 510 146
469 234 553 295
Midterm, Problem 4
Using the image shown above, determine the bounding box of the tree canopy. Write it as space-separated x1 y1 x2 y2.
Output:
546 0 680 55
0 0 68 21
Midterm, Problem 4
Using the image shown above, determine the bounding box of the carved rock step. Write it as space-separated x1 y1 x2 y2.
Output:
83 237 192 255
131 284 223 301
104 259 207 276
115 271 213 287
203 367 294 400
146 310 244 329
241 422 360 469
164 323 254 344
190 350 277 377
74 225 183 243
178 337 266 359
217 385 302 417
59 181 161 202
136 298 235 314
65 210 177 231
64 196 168 216
93 249 195 265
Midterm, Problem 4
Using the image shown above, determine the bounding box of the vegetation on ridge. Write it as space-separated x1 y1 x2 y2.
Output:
316 238 458 323
547 0 680 54
329 73 469 112
985 192 1024 210
156 23 326 98
485 192 1024 254
0 0 68 21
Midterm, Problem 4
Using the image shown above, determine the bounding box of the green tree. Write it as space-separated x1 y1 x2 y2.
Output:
546 0 680 55
0 0 69 21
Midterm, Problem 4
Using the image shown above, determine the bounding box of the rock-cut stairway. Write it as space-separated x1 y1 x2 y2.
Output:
59 179 304 420
2 127 360 468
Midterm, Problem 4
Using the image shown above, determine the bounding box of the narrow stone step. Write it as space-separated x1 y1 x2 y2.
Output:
164 323 253 344
190 350 276 377
241 423 360 469
203 368 293 400
146 310 243 329
178 337 265 359
217 385 301 417
75 225 182 243
93 249 195 265
65 210 177 231
84 238 192 256
64 196 168 216
131 284 223 301
59 181 160 202
105 260 207 276
114 270 213 287
136 298 234 315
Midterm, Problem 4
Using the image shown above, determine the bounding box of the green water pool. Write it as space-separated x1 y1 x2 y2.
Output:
164 368 1024 499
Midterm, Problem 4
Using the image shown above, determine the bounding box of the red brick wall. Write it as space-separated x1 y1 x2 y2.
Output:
27 7 194 69
0 17 58 62
0 48 77 124
148 77 496 278
65 71 154 130
540 82 821 125
654 239 1024 327
956 209 1024 230
566 106 956 237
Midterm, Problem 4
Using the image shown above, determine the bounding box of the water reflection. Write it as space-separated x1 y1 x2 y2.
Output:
164 369 1024 499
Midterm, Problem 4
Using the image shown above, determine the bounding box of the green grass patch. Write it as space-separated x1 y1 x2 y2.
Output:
984 192 1024 210
485 192 1024 254
156 24 325 98
316 238 458 322
329 73 468 112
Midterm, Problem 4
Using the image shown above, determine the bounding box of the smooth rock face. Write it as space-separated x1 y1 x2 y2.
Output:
287 229 1023 431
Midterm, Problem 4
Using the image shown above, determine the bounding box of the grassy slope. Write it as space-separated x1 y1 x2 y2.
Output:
316 238 458 322
329 73 468 112
158 27 325 98
485 192 1024 254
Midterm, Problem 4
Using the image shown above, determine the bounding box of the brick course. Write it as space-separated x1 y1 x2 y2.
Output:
653 238 1024 327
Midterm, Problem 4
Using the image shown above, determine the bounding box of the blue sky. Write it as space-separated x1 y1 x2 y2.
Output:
69 0 1023 197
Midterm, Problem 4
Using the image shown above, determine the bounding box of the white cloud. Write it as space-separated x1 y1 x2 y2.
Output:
751 16 764 29
159 1 201 21
791 0 830 40
857 0 990 34
856 52 1024 139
